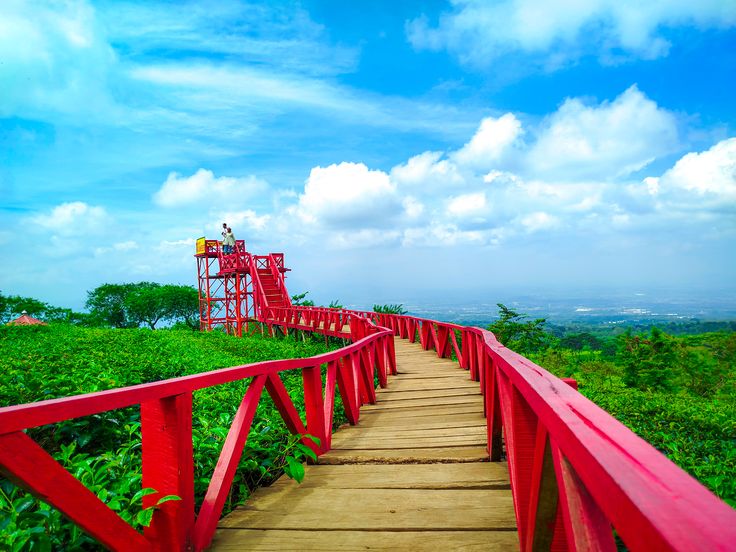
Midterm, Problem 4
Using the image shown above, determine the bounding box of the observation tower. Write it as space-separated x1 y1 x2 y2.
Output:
194 237 291 335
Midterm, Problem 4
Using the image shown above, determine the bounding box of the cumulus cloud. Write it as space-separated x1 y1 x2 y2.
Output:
154 168 267 208
31 201 107 236
407 0 736 68
296 162 402 228
390 151 464 189
527 86 678 180
518 211 559 233
656 138 736 199
452 113 522 171
447 192 488 217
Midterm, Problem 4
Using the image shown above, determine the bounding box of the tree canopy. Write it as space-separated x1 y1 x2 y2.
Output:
86 282 198 329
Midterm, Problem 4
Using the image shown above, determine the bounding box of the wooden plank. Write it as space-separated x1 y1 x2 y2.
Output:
268 463 510 490
381 380 479 391
345 412 485 428
362 394 483 411
219 488 516 530
213 337 517 551
211 529 519 551
330 437 487 450
331 425 487 441
354 404 484 420
318 445 490 463
374 388 482 401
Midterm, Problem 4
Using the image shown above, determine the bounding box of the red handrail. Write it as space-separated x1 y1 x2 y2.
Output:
267 253 292 307
0 309 395 551
367 311 736 551
3 305 735 551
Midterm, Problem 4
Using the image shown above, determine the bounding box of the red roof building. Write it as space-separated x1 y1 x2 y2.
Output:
6 310 47 326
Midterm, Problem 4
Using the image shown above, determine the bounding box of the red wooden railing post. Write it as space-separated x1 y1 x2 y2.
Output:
0 432 151 551
302 365 326 454
336 355 359 425
523 428 568 552
484 353 503 462
551 443 616 552
141 392 195 551
193 375 267 551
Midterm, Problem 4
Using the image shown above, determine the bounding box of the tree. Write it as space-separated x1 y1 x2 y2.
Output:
328 299 344 309
86 282 199 329
162 285 199 328
618 327 677 392
373 304 408 315
291 292 314 306
0 291 76 324
487 303 554 355
86 283 138 328
124 282 166 330
559 332 604 351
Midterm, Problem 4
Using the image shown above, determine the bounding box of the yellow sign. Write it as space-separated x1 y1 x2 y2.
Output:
196 237 206 255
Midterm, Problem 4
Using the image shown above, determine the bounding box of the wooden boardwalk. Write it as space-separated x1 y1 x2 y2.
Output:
210 339 518 550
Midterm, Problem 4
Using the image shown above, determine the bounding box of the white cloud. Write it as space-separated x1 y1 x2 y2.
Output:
218 210 271 233
407 0 736 68
447 192 487 217
297 162 401 228
154 169 267 208
390 151 464 188
527 86 678 180
518 211 559 233
452 113 522 171
402 196 425 218
31 202 107 236
657 138 736 198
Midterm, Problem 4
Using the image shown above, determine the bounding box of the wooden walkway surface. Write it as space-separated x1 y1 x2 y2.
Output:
210 339 518 550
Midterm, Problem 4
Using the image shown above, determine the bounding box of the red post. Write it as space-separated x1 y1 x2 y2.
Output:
141 393 195 551
193 375 267 551
302 365 326 454
551 443 616 552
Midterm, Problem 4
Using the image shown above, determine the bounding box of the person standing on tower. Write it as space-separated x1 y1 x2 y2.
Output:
223 226 236 254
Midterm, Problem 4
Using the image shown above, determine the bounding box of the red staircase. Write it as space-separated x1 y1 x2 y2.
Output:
195 239 291 334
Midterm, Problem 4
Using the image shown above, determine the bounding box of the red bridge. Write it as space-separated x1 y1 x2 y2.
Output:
0 241 734 550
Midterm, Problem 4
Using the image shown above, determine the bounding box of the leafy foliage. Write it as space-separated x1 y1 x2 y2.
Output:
290 291 314 307
0 291 80 325
619 327 677 392
487 303 555 355
86 282 198 329
373 303 408 315
0 325 341 549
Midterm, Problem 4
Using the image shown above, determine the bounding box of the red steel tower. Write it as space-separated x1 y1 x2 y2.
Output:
194 238 291 335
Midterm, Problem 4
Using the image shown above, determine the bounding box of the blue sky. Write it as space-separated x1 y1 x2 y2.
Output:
1 0 735 310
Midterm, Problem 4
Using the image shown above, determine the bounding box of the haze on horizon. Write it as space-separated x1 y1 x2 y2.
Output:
1 1 735 312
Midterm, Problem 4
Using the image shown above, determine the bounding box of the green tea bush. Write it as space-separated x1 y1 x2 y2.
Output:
0 325 341 550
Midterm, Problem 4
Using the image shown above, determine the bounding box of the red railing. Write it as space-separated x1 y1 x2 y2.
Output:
0 310 395 551
266 254 292 307
366 311 736 551
3 304 735 551
216 240 248 272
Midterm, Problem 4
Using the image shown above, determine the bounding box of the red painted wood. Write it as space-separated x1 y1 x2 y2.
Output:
264 373 308 437
322 361 338 450
302 365 326 453
551 443 615 552
482 329 736 551
193 375 267 550
335 355 359 425
484 356 503 462
141 393 195 550
0 432 152 551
